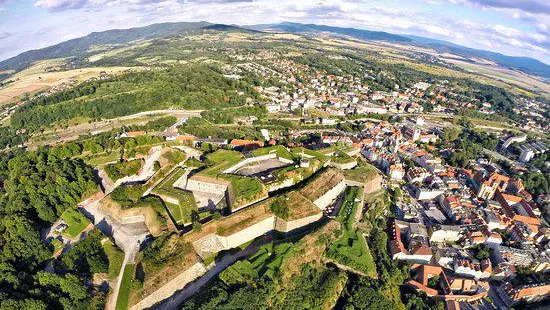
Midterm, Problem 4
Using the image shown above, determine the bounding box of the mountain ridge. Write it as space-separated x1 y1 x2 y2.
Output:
1 21 549 79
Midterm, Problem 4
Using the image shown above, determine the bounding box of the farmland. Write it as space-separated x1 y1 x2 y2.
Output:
0 60 135 105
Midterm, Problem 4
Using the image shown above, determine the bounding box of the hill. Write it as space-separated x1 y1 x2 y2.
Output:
0 21 255 73
248 22 550 79
249 22 412 43
406 35 550 79
2 20 549 79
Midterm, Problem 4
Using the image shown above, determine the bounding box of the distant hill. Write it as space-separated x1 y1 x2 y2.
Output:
405 35 550 78
249 22 412 43
203 23 259 33
0 21 247 72
2 20 549 79
248 22 550 79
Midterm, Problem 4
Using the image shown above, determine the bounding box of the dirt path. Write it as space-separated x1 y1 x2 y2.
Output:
27 109 203 149
152 244 262 310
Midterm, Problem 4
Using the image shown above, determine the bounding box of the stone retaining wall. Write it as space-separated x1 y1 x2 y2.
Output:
313 179 347 210
217 215 276 249
328 160 358 170
275 213 324 232
129 262 208 310
222 154 277 174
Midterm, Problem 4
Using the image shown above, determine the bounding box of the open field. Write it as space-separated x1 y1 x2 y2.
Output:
60 208 91 239
443 57 550 96
0 60 137 105
85 150 122 166
323 37 548 97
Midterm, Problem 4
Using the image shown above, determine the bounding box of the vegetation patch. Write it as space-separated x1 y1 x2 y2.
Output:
60 208 91 239
219 242 294 285
153 167 197 224
343 164 378 183
104 159 142 182
85 149 121 166
116 264 135 310
102 240 125 280
251 145 294 161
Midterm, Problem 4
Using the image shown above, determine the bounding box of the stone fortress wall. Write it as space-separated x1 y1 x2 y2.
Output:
313 179 347 210
222 153 294 174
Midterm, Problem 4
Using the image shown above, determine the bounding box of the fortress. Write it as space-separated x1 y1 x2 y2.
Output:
129 167 382 309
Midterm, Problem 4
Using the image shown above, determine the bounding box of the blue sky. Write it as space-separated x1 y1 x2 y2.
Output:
1 0 549 64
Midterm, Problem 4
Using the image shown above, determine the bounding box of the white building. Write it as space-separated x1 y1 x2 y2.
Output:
430 225 463 243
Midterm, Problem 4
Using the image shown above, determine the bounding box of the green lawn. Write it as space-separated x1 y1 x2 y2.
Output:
330 150 356 164
200 149 244 177
102 240 125 280
116 264 134 310
252 145 294 161
226 175 265 204
326 187 377 277
60 209 91 239
290 147 328 161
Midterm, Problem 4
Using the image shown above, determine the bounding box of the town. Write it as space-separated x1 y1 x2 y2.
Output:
0 22 548 310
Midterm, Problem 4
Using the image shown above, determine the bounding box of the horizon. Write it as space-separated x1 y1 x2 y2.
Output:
0 0 549 65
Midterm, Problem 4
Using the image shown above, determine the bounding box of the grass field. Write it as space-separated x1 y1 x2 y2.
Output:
102 240 125 279
326 187 377 277
226 174 266 205
201 149 244 176
116 264 135 310
0 60 136 105
85 150 122 166
60 208 91 239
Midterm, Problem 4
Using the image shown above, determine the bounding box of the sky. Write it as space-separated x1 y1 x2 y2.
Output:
0 0 549 64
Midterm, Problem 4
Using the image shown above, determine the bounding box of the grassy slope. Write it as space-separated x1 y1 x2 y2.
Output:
326 187 377 277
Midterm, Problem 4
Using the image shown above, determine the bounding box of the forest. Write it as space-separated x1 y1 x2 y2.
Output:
9 65 260 133
0 148 104 309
